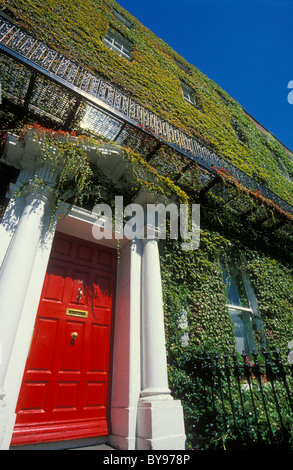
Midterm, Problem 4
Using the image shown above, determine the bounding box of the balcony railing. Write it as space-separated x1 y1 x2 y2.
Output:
0 15 293 216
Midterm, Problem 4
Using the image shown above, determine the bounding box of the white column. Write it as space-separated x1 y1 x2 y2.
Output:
136 236 186 450
140 238 170 397
0 186 52 394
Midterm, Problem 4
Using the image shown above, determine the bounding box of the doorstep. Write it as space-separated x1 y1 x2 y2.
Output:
10 436 113 450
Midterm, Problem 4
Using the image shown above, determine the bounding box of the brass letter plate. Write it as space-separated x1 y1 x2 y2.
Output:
66 308 88 318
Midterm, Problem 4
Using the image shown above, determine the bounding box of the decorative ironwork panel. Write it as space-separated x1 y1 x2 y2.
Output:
114 125 129 145
18 36 38 56
149 114 158 135
0 54 31 105
87 76 101 97
116 124 157 157
29 42 49 62
65 64 80 85
98 80 115 107
0 21 15 41
5 29 27 49
41 49 59 71
29 75 79 122
113 90 129 115
80 104 122 140
53 56 72 78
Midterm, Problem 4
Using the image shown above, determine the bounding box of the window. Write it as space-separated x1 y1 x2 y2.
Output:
221 265 266 355
174 58 189 75
103 27 132 61
112 9 133 29
180 81 195 105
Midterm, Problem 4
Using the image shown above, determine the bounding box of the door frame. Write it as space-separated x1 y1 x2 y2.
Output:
1 205 114 448
3 203 141 450
11 231 117 446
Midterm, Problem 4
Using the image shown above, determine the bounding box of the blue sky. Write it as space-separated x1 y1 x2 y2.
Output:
116 0 293 151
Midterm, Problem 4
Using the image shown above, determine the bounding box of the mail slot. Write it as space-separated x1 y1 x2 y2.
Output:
66 308 88 318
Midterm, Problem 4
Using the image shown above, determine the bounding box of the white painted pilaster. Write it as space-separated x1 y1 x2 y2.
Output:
140 238 170 398
109 238 142 450
0 184 53 449
136 237 186 450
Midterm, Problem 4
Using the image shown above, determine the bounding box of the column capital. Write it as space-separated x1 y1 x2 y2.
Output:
142 233 160 245
22 179 55 205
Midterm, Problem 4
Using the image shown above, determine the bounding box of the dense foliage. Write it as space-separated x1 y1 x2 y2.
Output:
2 104 293 453
1 0 292 449
2 0 293 205
160 231 293 449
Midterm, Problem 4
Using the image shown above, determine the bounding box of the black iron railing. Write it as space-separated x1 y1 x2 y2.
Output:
185 349 293 449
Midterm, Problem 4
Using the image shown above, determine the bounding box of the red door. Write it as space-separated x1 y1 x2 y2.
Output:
11 233 117 446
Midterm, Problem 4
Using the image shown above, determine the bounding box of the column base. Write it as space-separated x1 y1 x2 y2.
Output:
136 395 186 450
109 406 138 450
140 387 171 398
0 407 16 450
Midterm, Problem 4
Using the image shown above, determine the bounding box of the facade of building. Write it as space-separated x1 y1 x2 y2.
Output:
0 0 292 450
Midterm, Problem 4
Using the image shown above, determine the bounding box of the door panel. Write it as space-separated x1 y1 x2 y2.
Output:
11 233 116 446
29 317 59 371
61 320 85 371
89 324 109 372
43 264 67 302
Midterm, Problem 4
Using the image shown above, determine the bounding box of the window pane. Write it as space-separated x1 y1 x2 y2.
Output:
183 92 192 102
181 82 194 104
103 28 132 61
230 310 246 354
222 264 265 354
221 265 249 308
105 33 113 44
114 39 123 50
229 308 255 354
112 9 133 29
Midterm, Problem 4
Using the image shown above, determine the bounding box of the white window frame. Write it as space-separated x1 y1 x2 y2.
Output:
180 81 195 105
103 28 132 61
222 265 266 355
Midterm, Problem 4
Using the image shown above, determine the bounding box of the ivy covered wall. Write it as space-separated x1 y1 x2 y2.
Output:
1 0 293 206
160 230 293 449
1 0 292 449
161 233 293 361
